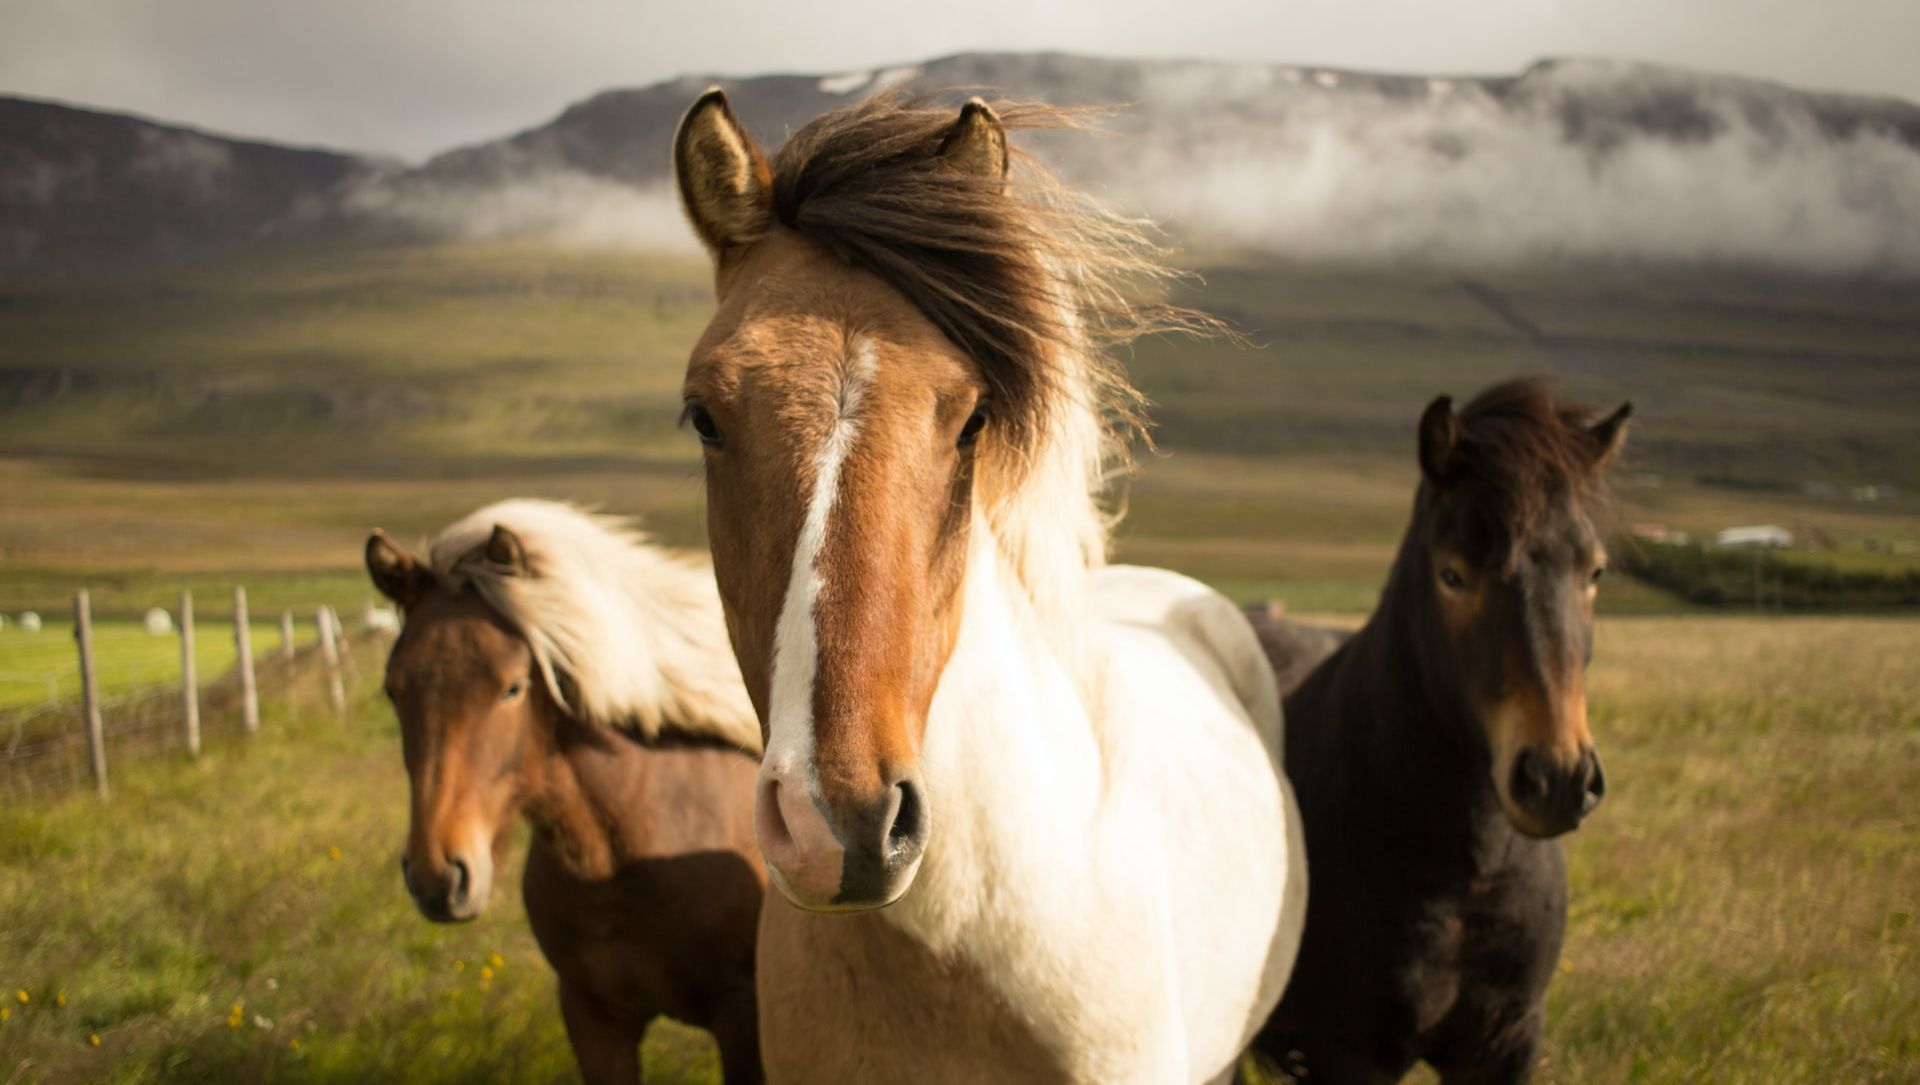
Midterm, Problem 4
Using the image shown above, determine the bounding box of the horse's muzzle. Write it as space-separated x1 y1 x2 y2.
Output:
756 763 927 912
1505 744 1605 838
400 849 490 923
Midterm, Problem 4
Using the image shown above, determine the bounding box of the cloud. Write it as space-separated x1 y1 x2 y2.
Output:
1075 60 1920 275
339 173 699 252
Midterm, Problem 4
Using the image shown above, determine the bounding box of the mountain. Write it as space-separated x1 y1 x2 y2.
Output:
8 54 1920 276
0 96 383 276
346 53 1920 276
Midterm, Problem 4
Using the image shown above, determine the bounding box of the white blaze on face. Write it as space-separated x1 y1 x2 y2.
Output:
764 339 879 783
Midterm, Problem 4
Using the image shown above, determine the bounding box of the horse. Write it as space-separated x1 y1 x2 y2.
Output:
1248 380 1631 1084
364 499 767 1084
670 87 1307 1084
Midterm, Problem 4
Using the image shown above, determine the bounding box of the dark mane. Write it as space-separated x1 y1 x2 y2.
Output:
1447 379 1618 550
767 88 1213 459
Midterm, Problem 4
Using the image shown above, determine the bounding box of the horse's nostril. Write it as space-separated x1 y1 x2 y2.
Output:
881 776 928 872
1508 747 1548 805
890 779 922 844
449 857 471 901
1582 749 1607 813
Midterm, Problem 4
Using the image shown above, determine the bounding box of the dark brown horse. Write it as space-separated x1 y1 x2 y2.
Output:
1249 380 1630 1084
365 499 766 1084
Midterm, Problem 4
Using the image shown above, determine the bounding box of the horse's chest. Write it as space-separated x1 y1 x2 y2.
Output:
522 839 760 1024
1397 859 1567 1043
757 895 1074 1085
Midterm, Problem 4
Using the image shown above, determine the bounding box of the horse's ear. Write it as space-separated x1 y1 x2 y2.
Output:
1588 401 1633 467
1418 395 1460 485
366 531 426 608
938 97 1009 183
486 524 529 576
674 87 774 259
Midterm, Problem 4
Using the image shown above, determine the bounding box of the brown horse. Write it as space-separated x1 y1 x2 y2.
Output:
672 87 1303 1084
365 499 766 1084
1249 380 1630 1084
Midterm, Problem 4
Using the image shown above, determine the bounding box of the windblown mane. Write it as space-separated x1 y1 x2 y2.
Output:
1451 379 1619 556
768 89 1216 648
430 499 761 754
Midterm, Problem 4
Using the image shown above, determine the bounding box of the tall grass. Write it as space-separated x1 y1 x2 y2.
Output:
6 618 1916 1082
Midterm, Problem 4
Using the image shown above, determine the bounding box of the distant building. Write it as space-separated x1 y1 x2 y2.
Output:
1714 525 1793 549
1851 485 1896 503
1630 522 1690 544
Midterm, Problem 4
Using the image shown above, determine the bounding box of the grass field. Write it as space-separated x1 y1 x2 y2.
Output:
3 240 1917 1081
1 617 1914 1083
4 241 1919 625
0 619 306 712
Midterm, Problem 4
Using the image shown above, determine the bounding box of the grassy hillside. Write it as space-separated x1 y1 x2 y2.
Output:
3 241 1917 617
2 618 1913 1082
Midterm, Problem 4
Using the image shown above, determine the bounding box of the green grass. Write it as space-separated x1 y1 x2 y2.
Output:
1539 616 1920 1082
0 620 302 712
0 643 718 1085
4 619 1914 1083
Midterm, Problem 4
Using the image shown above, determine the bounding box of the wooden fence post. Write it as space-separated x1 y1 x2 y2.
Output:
329 605 350 652
234 586 259 735
180 590 201 758
280 609 295 661
75 591 109 800
318 606 345 715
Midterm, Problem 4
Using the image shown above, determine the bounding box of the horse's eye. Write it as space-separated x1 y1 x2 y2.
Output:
501 680 525 702
684 403 723 448
957 405 989 449
1591 565 1608 585
1439 567 1468 591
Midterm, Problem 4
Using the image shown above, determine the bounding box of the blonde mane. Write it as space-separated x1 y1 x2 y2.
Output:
766 90 1219 668
429 499 761 754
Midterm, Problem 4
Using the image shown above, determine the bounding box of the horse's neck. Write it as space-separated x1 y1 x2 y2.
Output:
518 718 657 881
1303 577 1509 864
888 527 1107 949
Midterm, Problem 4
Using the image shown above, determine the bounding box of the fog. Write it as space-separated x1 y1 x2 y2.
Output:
1097 62 1920 274
339 58 1920 276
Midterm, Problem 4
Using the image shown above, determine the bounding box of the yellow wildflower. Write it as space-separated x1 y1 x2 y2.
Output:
1 1006 11 1022
14 990 26 1004
479 966 494 981
89 1033 101 1047
55 993 67 1007
452 960 466 972
1559 959 1574 974
328 845 342 861
290 1037 301 1050
488 953 504 969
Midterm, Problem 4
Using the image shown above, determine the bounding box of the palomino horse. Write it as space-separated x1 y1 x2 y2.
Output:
672 88 1306 1083
366 499 767 1084
1249 380 1630 1084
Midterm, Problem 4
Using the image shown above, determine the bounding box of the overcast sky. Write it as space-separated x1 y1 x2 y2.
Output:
2 0 1914 160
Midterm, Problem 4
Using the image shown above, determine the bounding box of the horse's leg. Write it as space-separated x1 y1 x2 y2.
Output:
708 979 763 1085
559 979 645 1085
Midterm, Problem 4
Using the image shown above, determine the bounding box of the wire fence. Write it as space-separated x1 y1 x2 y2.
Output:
0 598 392 801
